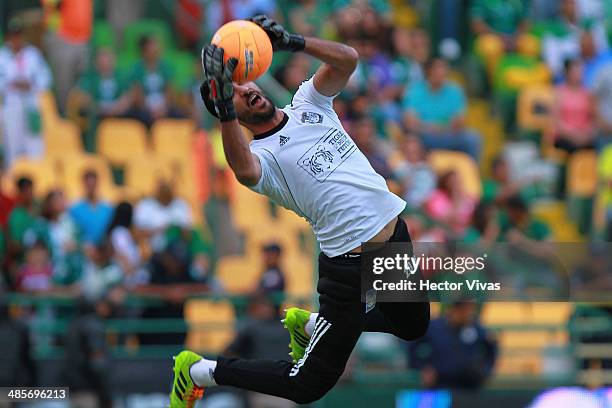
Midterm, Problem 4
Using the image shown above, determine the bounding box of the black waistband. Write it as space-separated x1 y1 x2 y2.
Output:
333 217 403 259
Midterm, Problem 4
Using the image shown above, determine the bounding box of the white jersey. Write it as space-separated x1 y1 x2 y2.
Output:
249 76 406 257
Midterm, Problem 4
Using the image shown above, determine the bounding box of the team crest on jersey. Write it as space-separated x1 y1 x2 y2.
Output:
298 129 357 182
279 135 290 146
301 112 323 124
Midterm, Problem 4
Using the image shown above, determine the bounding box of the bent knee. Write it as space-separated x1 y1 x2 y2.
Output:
291 386 332 405
288 373 338 404
399 302 431 341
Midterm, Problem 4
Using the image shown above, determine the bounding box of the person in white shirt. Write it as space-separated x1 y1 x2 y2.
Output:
134 179 193 252
169 15 429 408
0 18 52 168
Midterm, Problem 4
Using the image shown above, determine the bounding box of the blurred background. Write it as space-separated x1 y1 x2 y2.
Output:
0 0 611 407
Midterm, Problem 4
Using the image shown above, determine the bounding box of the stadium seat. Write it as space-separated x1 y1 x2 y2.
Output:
527 302 572 325
97 119 149 166
216 255 261 293
184 299 235 353
124 155 176 196
39 91 60 126
44 120 83 158
428 150 482 198
283 253 314 298
8 157 61 197
276 206 311 233
567 150 598 197
481 303 529 326
230 179 273 231
151 119 195 162
517 85 555 132
59 153 118 201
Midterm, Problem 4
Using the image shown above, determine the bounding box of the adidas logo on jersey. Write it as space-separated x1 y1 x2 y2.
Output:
279 135 290 146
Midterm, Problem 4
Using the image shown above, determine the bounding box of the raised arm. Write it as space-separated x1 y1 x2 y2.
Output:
201 45 261 186
219 120 262 186
250 15 358 96
304 37 359 97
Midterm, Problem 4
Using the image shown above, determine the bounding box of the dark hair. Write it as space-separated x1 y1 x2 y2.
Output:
16 177 33 192
471 200 494 234
138 35 155 51
82 168 98 180
506 194 528 213
424 56 445 74
563 58 581 74
106 201 133 236
41 189 62 220
437 170 457 192
491 155 506 171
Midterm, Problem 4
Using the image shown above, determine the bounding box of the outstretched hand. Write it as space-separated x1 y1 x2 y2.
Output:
200 44 238 121
249 14 305 52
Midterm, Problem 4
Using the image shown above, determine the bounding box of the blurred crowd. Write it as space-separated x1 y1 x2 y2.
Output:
0 0 611 400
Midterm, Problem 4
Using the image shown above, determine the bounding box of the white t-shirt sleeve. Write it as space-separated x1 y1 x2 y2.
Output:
291 75 336 111
249 148 283 197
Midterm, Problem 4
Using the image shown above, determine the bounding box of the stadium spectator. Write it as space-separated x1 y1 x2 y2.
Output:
7 178 49 270
470 0 532 73
69 169 114 247
0 301 36 387
258 243 286 298
547 59 596 153
15 241 53 293
106 201 149 288
0 17 52 168
582 31 612 89
425 170 477 235
462 201 500 245
408 300 498 389
63 297 113 408
350 115 393 180
286 0 330 38
136 235 210 345
274 53 313 93
75 48 131 120
542 0 609 80
41 190 80 285
402 57 481 161
127 35 183 127
593 63 612 149
470 0 529 44
501 195 552 243
80 240 123 302
482 155 537 205
393 135 437 210
134 179 193 252
390 27 426 89
42 0 93 112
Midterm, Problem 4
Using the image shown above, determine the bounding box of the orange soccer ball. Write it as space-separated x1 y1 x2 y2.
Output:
211 20 273 84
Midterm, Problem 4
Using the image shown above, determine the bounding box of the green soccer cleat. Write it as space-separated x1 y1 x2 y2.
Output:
282 307 312 363
170 350 205 408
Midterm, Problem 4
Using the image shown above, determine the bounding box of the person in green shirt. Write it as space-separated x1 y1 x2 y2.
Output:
482 155 538 205
471 0 529 38
7 177 50 269
498 195 566 296
127 35 184 127
77 47 130 118
471 0 533 77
